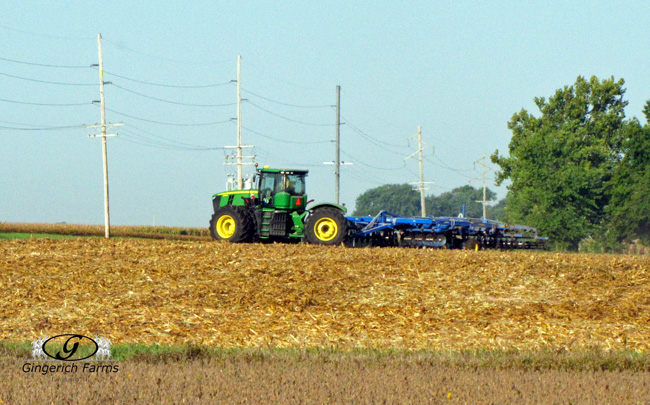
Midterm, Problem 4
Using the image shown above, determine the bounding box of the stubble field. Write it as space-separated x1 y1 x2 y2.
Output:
2 236 650 402
2 238 650 350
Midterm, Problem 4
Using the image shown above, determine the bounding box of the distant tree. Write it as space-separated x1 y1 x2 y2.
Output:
352 184 421 217
490 197 508 222
492 76 628 250
352 183 506 220
427 185 498 218
606 100 650 245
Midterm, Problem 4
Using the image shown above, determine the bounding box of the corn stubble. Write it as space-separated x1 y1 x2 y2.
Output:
2 238 650 351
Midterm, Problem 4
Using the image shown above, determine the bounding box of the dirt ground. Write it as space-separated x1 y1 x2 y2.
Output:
2 238 650 351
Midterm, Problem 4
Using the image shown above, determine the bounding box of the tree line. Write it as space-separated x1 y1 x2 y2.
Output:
353 184 506 220
354 76 650 251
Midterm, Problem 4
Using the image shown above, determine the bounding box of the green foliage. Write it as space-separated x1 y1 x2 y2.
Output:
606 103 650 245
353 184 505 219
493 76 628 250
427 185 497 218
352 184 421 216
490 198 508 222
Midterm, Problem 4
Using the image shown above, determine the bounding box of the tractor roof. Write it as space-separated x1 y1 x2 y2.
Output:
257 167 309 175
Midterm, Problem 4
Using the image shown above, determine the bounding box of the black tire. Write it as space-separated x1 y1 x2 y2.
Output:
304 208 347 245
463 239 480 251
209 206 254 243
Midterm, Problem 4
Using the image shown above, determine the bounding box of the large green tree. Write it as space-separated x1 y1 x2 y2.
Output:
492 76 628 250
606 101 650 245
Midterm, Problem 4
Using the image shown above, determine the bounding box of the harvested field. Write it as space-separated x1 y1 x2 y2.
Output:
0 222 210 240
1 238 650 351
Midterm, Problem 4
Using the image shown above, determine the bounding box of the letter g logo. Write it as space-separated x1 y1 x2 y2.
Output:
42 334 98 361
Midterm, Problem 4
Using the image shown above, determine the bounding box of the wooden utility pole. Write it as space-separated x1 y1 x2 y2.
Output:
323 86 351 204
335 85 341 205
236 54 243 189
224 55 255 188
88 33 120 238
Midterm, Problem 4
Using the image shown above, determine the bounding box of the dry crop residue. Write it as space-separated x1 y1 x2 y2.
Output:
2 238 650 351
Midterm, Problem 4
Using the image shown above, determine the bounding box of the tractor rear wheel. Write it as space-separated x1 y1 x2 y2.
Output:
304 208 347 245
210 206 254 243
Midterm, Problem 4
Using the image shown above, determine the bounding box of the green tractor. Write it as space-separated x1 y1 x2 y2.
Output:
210 167 348 245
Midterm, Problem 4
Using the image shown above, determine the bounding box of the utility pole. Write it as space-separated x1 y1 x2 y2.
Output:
236 54 243 189
417 126 426 216
335 85 341 204
323 85 352 204
406 126 433 217
474 152 491 219
88 33 121 239
224 55 255 188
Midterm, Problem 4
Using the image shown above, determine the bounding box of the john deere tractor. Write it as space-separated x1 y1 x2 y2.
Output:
210 167 348 245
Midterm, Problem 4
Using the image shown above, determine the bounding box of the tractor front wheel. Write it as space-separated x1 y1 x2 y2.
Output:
210 206 254 243
304 208 347 245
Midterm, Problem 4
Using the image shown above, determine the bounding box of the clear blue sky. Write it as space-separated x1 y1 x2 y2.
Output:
1 1 649 227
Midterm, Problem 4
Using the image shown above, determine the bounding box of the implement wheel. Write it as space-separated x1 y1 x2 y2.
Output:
305 208 347 245
210 206 254 243
463 239 481 251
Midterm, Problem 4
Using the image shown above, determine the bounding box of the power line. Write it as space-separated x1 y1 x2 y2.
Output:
101 38 232 66
340 115 411 159
424 155 475 179
125 124 224 150
0 70 95 86
242 125 331 145
241 87 331 109
246 100 335 127
119 129 223 151
0 124 82 131
253 147 323 168
0 24 94 41
347 163 395 186
0 55 90 69
340 115 408 149
245 60 331 92
101 69 231 88
0 97 91 107
340 149 405 171
103 106 233 126
111 83 235 107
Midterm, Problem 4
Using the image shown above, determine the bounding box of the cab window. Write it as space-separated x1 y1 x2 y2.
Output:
285 174 305 196
260 173 278 201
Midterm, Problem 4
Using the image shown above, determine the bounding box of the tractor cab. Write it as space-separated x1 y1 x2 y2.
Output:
256 168 308 211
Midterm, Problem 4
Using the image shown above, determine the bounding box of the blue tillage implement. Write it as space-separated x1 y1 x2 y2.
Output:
345 210 548 250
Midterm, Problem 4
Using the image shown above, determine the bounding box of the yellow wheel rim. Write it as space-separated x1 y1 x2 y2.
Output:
314 217 338 241
216 215 236 239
